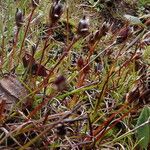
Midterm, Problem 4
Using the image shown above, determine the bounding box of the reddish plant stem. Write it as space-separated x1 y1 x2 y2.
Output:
66 5 69 46
72 41 111 108
94 73 110 111
26 37 81 120
95 108 134 142
77 45 95 87
18 8 35 60
0 35 5 69
87 113 93 141
35 36 81 92
70 41 99 106
36 24 54 76
26 92 57 121
85 102 129 141
9 28 20 70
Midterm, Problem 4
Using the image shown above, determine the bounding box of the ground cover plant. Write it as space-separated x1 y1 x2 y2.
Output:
0 0 150 149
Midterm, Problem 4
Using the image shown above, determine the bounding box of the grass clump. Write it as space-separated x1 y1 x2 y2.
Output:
0 0 150 149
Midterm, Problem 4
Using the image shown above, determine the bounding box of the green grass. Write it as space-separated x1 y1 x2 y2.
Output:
0 0 150 149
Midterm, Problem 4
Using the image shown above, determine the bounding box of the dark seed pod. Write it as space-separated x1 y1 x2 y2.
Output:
15 8 24 28
145 18 150 27
56 123 66 136
31 63 48 77
126 87 140 103
77 56 84 69
116 26 130 44
31 0 39 8
54 75 66 85
105 0 114 7
54 75 67 91
83 64 90 74
22 53 48 77
49 0 64 24
139 89 150 102
22 53 35 68
89 22 109 45
77 16 90 36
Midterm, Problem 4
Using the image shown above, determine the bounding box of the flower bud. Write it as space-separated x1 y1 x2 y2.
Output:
31 0 39 8
49 0 64 24
77 16 90 36
15 8 24 28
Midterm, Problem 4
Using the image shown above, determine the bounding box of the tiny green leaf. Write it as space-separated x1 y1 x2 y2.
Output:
136 106 150 149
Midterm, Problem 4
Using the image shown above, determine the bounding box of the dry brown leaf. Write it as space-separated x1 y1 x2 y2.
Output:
0 74 28 99
0 74 29 111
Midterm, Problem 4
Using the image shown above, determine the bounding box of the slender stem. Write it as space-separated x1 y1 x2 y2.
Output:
9 28 20 70
18 8 35 60
19 102 83 150
0 35 5 69
95 108 134 142
35 36 81 92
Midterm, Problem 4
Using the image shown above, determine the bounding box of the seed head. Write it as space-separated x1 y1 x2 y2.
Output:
89 22 110 44
49 0 64 24
54 75 67 91
77 15 90 36
15 8 24 28
116 26 130 44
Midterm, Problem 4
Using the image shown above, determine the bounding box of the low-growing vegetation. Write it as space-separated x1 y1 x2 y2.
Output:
0 0 150 149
